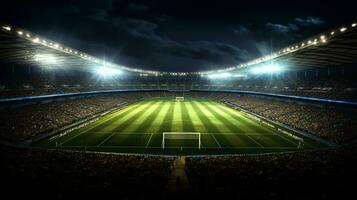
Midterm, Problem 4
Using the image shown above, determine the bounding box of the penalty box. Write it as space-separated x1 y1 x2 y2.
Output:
162 132 201 149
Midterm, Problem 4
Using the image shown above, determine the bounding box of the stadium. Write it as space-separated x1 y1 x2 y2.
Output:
0 1 356 199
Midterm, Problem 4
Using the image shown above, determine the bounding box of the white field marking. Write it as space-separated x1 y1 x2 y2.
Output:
146 133 154 148
58 145 298 149
245 134 265 148
59 103 144 145
210 133 222 148
275 134 298 145
97 132 118 147
85 132 275 135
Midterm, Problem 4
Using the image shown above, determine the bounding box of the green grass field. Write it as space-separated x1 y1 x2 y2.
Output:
33 99 326 155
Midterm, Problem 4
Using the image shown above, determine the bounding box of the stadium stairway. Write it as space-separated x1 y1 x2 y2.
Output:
168 156 190 192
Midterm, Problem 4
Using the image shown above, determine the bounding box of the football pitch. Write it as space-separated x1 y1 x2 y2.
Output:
33 99 326 155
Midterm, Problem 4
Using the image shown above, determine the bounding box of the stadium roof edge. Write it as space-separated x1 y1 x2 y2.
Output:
1 21 357 75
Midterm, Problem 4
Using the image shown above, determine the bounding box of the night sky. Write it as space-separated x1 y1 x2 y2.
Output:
1 0 356 72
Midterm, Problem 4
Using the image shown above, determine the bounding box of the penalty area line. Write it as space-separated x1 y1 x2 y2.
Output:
246 134 264 148
210 133 222 148
146 133 154 148
97 132 118 147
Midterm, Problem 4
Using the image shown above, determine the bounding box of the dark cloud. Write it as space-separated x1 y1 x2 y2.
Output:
266 17 324 34
127 3 150 12
295 17 324 26
233 25 250 35
105 18 249 71
265 23 299 33
0 0 355 72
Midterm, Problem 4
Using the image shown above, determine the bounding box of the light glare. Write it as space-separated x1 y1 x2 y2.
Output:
2 26 11 31
95 67 121 78
251 64 283 74
33 54 58 64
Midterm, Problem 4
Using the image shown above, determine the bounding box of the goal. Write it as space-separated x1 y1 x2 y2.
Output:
176 97 184 101
162 132 201 149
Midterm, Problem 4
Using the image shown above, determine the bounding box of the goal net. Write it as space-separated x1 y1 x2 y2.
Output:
162 132 201 149
176 97 184 101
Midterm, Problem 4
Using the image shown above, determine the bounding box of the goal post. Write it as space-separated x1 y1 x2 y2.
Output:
162 132 201 149
176 97 184 101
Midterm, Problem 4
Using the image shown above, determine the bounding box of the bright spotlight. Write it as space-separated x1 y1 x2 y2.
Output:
251 64 283 74
95 67 121 78
206 73 247 79
33 54 58 64
207 73 231 79
2 26 11 31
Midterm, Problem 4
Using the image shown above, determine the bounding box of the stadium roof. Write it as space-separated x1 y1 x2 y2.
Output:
0 22 357 75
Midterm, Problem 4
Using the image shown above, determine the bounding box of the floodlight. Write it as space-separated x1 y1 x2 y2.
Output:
33 38 39 43
17 31 23 35
232 74 247 78
207 73 231 79
250 64 283 74
33 54 58 64
340 27 347 32
352 23 357 27
95 67 121 78
2 26 11 31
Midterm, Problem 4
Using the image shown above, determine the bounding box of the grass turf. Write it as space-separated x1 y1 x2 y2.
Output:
33 99 327 155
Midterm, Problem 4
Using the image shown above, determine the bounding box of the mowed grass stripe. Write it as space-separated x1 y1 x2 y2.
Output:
89 101 148 132
159 101 175 132
215 102 299 147
194 101 231 132
145 101 171 133
185 101 219 148
181 102 196 132
56 102 143 144
203 101 246 132
110 100 161 132
201 101 261 147
124 100 164 132
101 101 154 132
118 101 166 146
171 101 183 132
184 101 208 133
100 101 163 146
215 102 277 133
206 101 272 134
191 101 232 147
64 101 155 146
